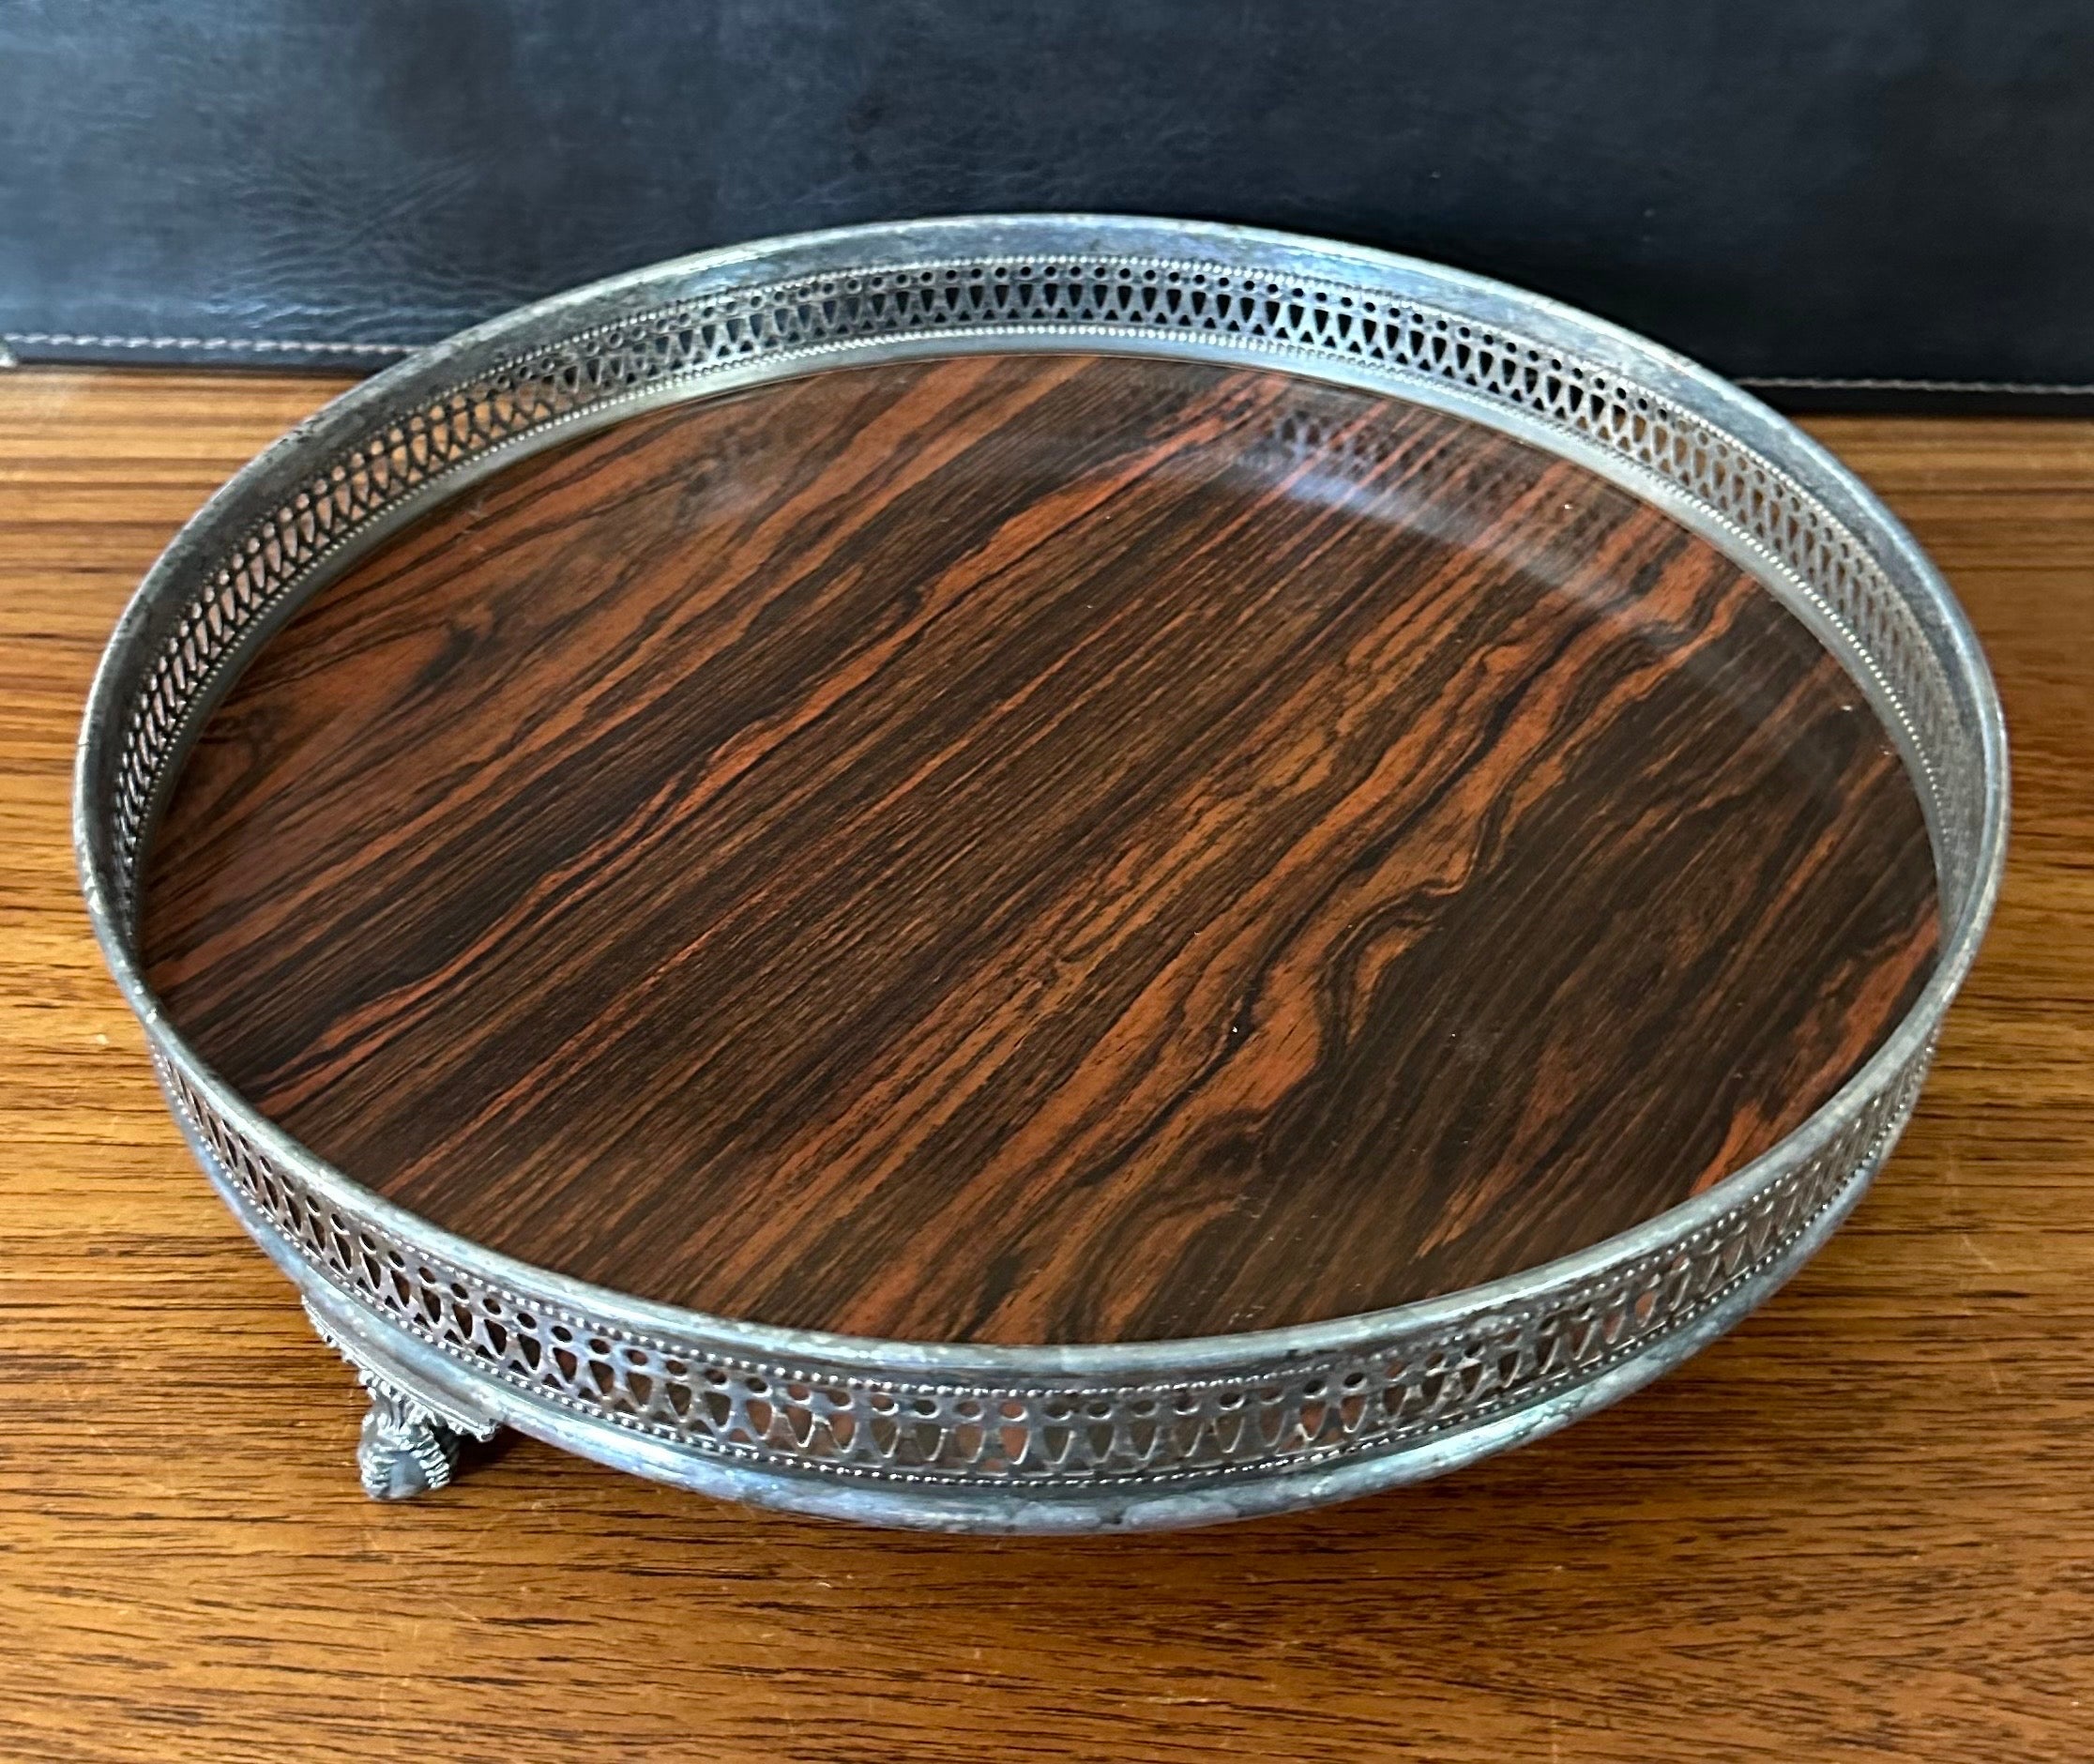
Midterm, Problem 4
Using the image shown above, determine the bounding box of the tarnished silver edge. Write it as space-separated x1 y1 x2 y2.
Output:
192 1087 1904 1531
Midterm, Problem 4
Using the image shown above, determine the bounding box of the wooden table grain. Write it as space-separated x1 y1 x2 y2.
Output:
3 369 2088 1763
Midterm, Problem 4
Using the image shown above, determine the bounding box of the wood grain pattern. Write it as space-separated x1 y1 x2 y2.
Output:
1 370 2089 1761
139 354 1935 1343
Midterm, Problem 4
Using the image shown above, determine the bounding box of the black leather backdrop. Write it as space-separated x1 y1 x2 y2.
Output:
5 1 2092 405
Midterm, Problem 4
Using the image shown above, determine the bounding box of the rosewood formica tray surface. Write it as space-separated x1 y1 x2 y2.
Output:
143 354 1937 1344
77 218 2006 1530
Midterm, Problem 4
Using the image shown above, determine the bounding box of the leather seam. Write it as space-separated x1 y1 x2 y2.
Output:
1740 374 2094 394
1 330 416 356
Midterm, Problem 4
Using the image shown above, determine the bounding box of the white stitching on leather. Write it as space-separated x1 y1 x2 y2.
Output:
1741 374 2094 394
1 330 415 356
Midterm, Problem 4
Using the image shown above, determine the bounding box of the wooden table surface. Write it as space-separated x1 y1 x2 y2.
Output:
4 370 2089 1762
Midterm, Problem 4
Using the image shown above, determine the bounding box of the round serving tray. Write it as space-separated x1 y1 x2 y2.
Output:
78 217 2006 1532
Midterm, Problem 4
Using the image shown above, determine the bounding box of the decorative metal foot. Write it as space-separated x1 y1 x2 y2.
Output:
358 1386 465 1500
303 1299 499 1501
